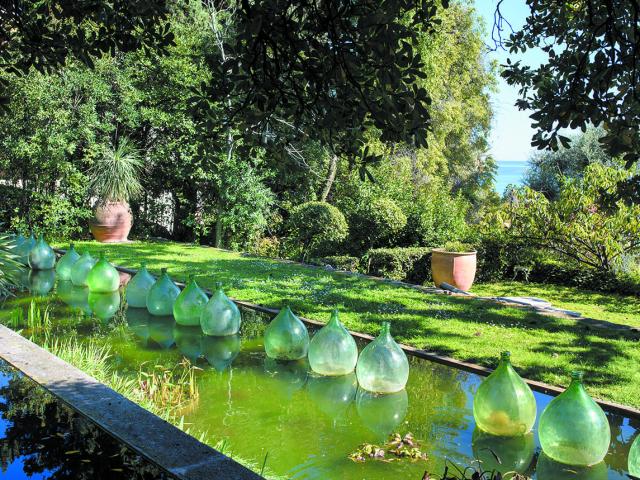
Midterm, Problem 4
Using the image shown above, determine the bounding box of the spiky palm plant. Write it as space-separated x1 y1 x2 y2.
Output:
88 137 143 205
0 232 26 296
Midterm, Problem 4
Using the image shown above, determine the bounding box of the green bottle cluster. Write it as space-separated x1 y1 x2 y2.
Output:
146 268 180 316
173 276 208 326
355 322 408 393
86 253 120 293
71 252 97 287
28 234 56 270
200 283 241 336
539 371 611 467
308 310 358 376
264 306 309 360
473 351 536 436
55 244 80 280
125 263 155 308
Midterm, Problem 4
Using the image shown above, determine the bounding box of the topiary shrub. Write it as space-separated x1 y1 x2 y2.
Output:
286 201 348 260
348 197 407 253
363 247 432 284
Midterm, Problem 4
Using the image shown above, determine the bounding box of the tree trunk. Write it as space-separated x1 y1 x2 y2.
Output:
214 203 223 248
320 153 338 202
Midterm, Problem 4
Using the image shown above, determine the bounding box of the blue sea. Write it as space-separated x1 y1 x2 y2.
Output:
495 160 528 194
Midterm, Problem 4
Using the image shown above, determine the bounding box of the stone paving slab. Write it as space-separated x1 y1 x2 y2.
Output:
0 325 262 480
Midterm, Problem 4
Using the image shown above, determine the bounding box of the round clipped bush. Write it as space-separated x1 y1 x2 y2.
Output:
287 201 348 259
349 197 407 252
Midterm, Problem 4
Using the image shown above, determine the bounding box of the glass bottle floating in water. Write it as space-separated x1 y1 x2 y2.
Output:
473 351 536 436
355 322 408 393
15 233 35 265
173 276 208 326
308 309 358 376
126 263 155 308
263 306 309 360
28 234 56 270
146 268 180 317
539 371 611 466
55 244 80 280
200 283 241 336
70 252 97 287
86 253 120 293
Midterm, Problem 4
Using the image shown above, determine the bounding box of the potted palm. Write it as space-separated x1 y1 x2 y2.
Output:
431 241 477 292
88 138 143 243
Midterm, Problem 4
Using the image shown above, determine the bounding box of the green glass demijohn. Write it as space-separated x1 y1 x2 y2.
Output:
308 309 358 376
355 322 409 393
472 428 535 475
88 291 121 321
629 434 640 478
55 244 80 280
70 252 97 287
200 282 241 336
473 351 536 437
15 233 35 265
125 263 155 308
263 305 309 360
86 253 120 293
28 234 56 270
146 268 180 316
539 371 611 467
173 276 208 326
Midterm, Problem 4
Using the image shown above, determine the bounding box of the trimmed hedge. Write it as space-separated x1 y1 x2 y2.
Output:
363 247 433 283
309 255 361 272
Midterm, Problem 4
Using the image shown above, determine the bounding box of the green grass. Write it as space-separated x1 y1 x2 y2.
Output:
57 240 640 409
472 280 640 328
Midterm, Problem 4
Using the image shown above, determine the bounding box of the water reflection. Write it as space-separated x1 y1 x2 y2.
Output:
147 316 175 349
202 334 240 371
28 269 55 296
471 428 535 475
536 452 608 480
0 361 170 479
356 388 408 438
307 372 357 421
264 357 308 398
88 291 121 321
126 307 151 345
174 324 204 363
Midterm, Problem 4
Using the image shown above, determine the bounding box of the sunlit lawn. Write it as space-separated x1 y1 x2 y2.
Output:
57 240 640 409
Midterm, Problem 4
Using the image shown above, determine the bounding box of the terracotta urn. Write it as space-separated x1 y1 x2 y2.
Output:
431 248 477 292
89 201 132 243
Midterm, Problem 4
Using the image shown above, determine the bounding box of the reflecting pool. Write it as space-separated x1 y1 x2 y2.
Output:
0 282 636 480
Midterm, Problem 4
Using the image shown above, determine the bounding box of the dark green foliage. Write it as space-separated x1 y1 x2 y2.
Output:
0 0 174 109
195 0 445 173
403 192 469 248
348 198 407 253
309 256 361 273
363 247 432 284
88 138 143 204
286 202 349 260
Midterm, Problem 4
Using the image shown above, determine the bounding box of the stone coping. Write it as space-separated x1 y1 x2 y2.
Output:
0 325 263 480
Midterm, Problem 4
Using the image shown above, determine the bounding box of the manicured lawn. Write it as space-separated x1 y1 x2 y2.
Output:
472 281 640 329
58 240 640 409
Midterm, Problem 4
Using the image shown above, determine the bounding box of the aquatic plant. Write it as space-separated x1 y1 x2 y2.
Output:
348 432 427 463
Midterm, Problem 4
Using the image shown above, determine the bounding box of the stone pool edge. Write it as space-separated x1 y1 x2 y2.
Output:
102 260 640 421
0 324 263 480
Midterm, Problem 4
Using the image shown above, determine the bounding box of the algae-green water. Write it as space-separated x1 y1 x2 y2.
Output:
1 285 636 479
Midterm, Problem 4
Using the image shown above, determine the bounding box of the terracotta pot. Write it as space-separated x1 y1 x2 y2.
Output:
89 201 132 243
431 248 477 292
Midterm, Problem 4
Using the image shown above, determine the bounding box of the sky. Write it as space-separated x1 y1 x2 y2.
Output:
473 0 546 163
